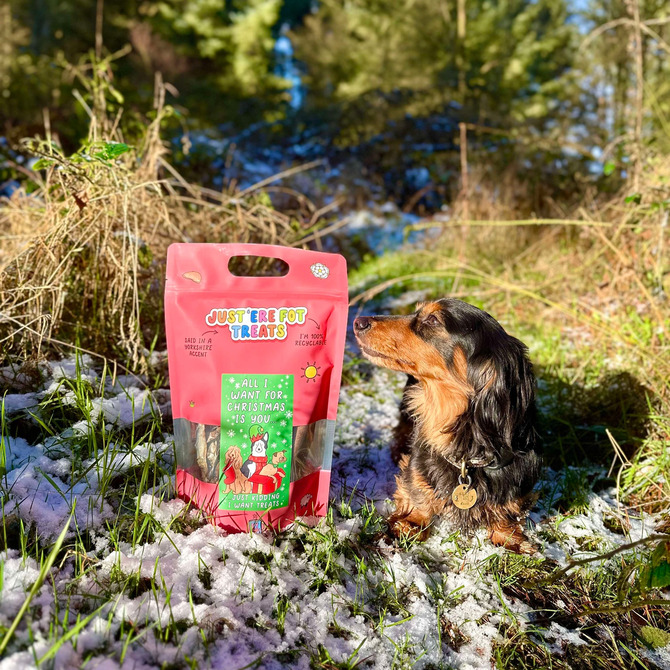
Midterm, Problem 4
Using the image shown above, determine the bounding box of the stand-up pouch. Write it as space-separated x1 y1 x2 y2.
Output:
165 244 348 532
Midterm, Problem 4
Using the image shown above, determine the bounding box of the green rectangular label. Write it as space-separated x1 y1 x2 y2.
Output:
219 373 293 511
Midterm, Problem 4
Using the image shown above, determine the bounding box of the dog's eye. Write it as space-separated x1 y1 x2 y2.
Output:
425 314 441 327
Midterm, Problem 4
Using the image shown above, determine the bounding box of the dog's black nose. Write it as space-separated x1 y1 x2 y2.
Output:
354 316 372 334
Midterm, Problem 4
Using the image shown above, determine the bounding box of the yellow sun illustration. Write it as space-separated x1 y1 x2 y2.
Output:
301 362 321 382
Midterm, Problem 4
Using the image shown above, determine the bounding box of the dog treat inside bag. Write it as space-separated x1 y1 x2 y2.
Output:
165 244 348 532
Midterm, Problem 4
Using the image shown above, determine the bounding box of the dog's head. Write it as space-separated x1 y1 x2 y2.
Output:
353 299 537 460
251 432 269 456
225 445 243 469
271 450 287 465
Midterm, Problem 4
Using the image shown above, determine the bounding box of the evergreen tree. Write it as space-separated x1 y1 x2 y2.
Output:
146 0 286 97
290 0 579 139
579 0 670 159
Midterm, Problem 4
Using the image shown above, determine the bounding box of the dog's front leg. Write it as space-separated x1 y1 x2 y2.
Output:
388 456 445 542
485 495 538 554
487 518 535 554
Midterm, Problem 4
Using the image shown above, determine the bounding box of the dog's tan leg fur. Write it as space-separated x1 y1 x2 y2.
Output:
485 496 537 554
488 520 535 554
388 456 447 541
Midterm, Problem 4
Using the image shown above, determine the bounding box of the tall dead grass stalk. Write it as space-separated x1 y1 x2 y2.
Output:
0 65 308 371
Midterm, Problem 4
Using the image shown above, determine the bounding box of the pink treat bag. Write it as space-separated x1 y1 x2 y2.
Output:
164 244 348 532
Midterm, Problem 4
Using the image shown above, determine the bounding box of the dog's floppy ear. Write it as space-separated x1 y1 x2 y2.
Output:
450 336 537 460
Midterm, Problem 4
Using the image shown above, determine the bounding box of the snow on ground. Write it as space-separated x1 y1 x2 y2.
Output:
0 356 668 669
333 369 404 504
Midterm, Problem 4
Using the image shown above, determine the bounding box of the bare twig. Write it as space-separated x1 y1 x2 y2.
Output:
528 534 669 587
458 122 470 223
628 0 645 191
574 599 670 618
236 159 324 198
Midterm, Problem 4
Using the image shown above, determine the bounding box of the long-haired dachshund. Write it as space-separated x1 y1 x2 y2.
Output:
353 299 541 553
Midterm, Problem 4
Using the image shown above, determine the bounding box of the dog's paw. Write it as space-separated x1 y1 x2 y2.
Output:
493 538 537 554
511 539 538 555
488 525 538 554
388 513 431 543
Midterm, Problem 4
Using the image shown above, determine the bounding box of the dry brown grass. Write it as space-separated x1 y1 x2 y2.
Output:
0 79 311 371
377 153 670 395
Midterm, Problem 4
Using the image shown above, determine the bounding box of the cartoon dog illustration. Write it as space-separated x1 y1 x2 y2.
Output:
259 450 287 479
240 425 269 479
259 449 287 487
221 446 251 494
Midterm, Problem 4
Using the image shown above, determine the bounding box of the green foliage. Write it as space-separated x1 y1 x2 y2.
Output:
148 0 287 96
603 160 617 176
1 0 295 141
30 141 132 173
580 0 670 159
639 625 670 649
638 540 670 595
2 0 670 176
0 4 63 131
291 0 578 141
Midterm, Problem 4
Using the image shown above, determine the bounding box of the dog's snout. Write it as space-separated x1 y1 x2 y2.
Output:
354 316 372 335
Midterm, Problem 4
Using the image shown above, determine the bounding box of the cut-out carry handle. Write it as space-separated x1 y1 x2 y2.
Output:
227 254 289 277
166 243 347 295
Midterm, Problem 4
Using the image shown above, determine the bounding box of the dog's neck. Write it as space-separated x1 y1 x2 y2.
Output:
406 376 471 456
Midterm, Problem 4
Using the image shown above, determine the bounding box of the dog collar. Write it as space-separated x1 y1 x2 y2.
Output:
445 452 515 472
445 453 516 510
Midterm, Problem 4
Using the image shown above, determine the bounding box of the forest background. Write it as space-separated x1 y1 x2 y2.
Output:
1 1 670 668
2 0 669 202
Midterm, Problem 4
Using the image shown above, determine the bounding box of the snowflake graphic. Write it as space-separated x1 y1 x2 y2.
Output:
282 438 287 444
271 443 277 449
280 420 286 427
285 410 293 418
228 377 235 383
239 428 244 433
227 430 235 438
235 383 240 389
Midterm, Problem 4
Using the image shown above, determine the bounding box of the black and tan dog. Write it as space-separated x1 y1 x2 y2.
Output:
353 299 541 553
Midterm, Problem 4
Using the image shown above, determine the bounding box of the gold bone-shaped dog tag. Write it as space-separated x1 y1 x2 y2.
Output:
452 484 477 510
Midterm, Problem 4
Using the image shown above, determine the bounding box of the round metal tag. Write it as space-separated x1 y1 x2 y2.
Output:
452 484 478 510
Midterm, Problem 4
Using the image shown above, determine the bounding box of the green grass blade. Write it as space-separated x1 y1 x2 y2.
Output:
0 508 74 656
